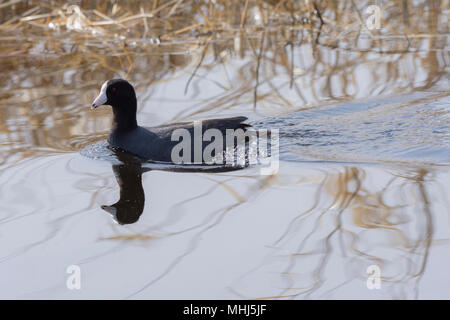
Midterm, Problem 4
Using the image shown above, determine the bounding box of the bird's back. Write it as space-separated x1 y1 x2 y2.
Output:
109 117 251 163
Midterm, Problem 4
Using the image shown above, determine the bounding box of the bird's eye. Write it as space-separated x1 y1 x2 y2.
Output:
111 87 117 93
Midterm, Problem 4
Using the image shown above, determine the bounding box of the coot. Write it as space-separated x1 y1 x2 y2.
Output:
91 79 250 163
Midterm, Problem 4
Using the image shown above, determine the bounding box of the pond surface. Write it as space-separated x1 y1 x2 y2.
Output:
0 0 449 299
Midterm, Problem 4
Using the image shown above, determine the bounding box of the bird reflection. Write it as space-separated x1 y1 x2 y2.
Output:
101 148 245 225
101 160 147 225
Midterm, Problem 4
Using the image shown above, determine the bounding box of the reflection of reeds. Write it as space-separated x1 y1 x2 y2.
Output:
0 145 444 298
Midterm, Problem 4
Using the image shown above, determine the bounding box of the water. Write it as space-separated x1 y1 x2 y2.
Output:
0 0 449 299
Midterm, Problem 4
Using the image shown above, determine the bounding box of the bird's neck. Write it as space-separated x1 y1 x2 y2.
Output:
111 101 138 132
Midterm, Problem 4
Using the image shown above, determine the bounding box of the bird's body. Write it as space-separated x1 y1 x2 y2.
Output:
91 79 250 163
108 117 249 162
